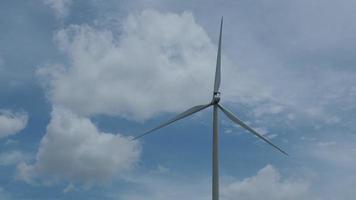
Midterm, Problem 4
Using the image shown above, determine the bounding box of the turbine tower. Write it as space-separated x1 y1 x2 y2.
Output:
133 17 288 200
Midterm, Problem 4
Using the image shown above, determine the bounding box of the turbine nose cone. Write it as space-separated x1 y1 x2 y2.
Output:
212 92 221 104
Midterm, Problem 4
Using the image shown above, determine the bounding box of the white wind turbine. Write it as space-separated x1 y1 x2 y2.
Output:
132 17 288 200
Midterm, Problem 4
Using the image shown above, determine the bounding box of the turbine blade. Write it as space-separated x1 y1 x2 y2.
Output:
213 17 223 94
132 103 212 140
218 104 288 156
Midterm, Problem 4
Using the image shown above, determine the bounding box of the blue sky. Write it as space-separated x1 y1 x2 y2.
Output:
1 0 356 199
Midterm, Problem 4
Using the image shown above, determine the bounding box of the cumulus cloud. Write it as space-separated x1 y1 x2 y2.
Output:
16 107 140 184
119 164 312 200
37 10 220 120
222 165 311 200
44 0 73 19
0 110 28 139
36 8 356 125
29 7 356 195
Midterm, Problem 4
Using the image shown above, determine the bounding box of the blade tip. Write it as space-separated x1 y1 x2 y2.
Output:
281 150 289 157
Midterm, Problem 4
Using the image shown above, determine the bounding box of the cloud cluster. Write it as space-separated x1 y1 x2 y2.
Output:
17 107 140 184
119 164 311 200
222 165 310 200
30 2 356 193
298 136 356 200
37 6 356 126
0 110 28 139
38 10 217 121
23 9 226 186
315 142 353 163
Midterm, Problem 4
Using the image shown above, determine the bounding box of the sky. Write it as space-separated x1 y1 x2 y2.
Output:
1 0 356 199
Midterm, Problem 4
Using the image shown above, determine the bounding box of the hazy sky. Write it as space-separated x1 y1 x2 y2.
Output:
1 0 356 199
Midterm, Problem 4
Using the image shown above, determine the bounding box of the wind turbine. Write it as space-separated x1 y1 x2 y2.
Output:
132 17 288 200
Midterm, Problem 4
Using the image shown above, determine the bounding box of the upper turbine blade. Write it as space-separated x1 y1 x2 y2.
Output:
132 103 212 140
213 17 223 94
218 104 288 156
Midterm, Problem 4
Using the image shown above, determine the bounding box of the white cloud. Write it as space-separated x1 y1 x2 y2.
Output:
301 137 356 200
312 141 356 168
16 106 140 184
36 8 356 125
222 165 311 200
44 0 73 19
37 10 219 121
0 110 28 139
118 164 313 200
0 150 29 166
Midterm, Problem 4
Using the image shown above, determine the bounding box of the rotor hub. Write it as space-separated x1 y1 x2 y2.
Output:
212 92 221 104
